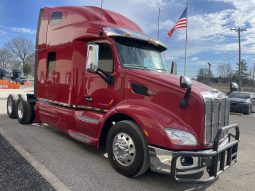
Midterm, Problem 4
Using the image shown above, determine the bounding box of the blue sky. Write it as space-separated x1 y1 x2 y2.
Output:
0 0 254 77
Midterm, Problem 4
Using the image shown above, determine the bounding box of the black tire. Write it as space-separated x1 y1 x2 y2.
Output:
16 97 33 124
7 95 17 119
106 120 149 177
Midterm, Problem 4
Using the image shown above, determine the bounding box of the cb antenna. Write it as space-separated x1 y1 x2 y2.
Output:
157 8 160 40
99 0 104 31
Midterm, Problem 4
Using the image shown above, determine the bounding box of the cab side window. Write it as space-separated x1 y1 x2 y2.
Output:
48 52 56 72
50 12 63 25
98 44 113 73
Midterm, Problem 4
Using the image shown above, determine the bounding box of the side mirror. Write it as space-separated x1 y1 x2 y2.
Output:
180 76 192 89
170 61 177 75
86 44 99 73
230 82 239 91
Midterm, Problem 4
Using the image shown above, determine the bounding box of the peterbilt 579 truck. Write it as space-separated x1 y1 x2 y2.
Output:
6 6 239 183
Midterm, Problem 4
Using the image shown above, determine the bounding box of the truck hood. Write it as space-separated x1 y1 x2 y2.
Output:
124 69 219 149
125 69 214 95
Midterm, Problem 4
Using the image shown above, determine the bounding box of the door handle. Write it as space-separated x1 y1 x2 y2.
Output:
85 96 93 102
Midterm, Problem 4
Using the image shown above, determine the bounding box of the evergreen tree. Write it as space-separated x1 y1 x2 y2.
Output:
235 59 249 81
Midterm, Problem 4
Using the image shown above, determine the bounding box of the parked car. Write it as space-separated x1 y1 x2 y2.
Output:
0 68 10 80
228 91 255 114
15 76 27 85
12 69 23 81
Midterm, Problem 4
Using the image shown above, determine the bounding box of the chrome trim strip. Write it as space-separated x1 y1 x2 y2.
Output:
76 115 99 124
103 27 167 50
38 98 70 107
68 130 92 144
37 97 108 113
210 99 214 143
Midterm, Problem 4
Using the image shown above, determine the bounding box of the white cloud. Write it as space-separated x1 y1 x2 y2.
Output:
128 0 166 8
0 29 5 36
203 0 255 54
0 25 6 36
192 57 199 61
165 1 255 62
9 27 36 34
211 0 255 27
60 1 255 75
68 0 181 34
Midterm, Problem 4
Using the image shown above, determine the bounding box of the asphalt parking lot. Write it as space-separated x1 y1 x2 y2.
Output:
0 133 55 191
0 97 255 191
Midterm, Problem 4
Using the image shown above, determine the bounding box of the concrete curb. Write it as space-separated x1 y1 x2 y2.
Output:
230 112 243 116
0 126 71 191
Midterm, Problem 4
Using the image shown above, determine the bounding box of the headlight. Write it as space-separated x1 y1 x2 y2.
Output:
165 129 197 146
244 99 251 103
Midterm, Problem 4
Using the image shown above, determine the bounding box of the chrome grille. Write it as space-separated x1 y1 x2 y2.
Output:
202 91 230 144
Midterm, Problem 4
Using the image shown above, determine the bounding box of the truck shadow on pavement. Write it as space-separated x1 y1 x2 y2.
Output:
0 114 214 191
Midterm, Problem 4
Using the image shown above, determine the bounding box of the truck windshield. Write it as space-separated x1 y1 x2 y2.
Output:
115 37 168 72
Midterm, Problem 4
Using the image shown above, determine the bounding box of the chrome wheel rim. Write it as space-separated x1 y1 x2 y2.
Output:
112 132 136 166
7 99 12 114
17 101 23 119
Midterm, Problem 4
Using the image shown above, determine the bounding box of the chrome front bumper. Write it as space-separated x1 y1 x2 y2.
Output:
148 124 240 183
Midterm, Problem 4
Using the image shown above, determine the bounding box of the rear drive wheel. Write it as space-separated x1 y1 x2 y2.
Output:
7 95 17 119
16 97 33 124
106 120 149 177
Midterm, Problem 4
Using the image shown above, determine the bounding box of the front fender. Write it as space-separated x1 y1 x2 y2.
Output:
114 99 197 150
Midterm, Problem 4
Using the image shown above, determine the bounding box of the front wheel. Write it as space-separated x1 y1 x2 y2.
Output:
106 120 149 177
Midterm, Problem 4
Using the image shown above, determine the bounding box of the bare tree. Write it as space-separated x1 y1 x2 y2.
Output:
6 37 34 71
197 68 213 84
24 52 35 76
217 63 233 79
0 48 12 68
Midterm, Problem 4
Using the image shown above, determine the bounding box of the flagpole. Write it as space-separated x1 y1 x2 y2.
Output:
184 2 189 76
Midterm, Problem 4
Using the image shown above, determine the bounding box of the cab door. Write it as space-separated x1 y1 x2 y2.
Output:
85 42 124 111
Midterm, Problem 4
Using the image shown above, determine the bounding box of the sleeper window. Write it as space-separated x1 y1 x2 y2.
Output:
50 12 63 25
98 44 113 73
48 52 56 72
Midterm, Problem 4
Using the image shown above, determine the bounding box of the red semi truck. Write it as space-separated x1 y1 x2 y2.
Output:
6 6 239 183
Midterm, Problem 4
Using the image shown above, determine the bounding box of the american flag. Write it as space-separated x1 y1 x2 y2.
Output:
167 7 188 37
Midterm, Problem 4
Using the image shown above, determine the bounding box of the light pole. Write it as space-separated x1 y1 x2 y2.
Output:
230 27 247 91
253 63 255 86
208 62 211 85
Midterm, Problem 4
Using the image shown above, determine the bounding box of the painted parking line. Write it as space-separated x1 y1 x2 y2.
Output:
0 126 71 191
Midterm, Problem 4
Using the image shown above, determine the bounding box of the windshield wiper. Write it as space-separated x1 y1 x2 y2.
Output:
155 68 167 72
124 64 150 70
